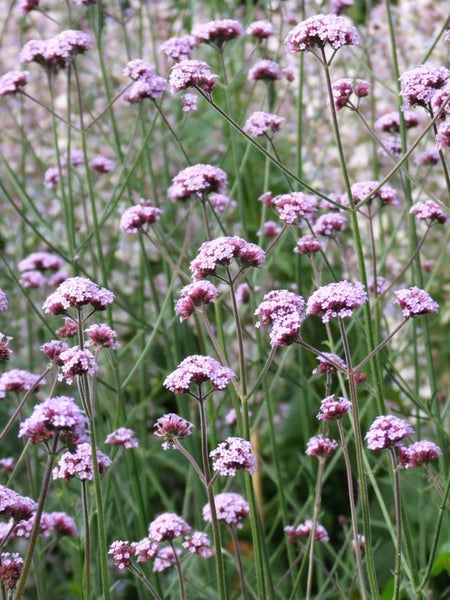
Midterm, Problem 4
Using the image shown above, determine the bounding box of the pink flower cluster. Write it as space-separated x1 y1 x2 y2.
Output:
306 280 368 322
285 14 360 53
18 396 88 446
148 513 191 542
365 415 414 450
255 289 305 347
85 324 119 349
340 181 399 207
175 280 219 321
163 355 236 394
182 532 213 558
0 369 43 398
272 192 318 225
160 36 197 62
169 59 218 94
192 19 244 47
375 110 420 133
409 200 448 224
400 65 449 108
190 236 265 279
285 520 329 543
119 200 162 233
153 413 194 449
0 486 37 520
168 163 228 201
203 493 249 528
394 286 439 318
18 251 65 289
20 30 92 72
313 213 347 236
0 71 29 98
210 437 257 476
105 427 139 449
57 347 98 385
316 395 352 420
246 21 274 39
294 235 323 255
243 111 284 137
436 121 450 149
248 59 284 81
398 440 442 468
313 352 346 374
43 277 114 315
53 442 111 481
123 59 167 102
306 435 339 458
332 78 370 110
0 553 23 589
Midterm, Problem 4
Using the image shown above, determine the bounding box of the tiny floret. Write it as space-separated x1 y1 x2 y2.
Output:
164 355 236 394
154 413 194 449
365 415 414 450
210 437 257 476
285 14 359 53
203 493 249 528
394 286 439 318
306 281 368 322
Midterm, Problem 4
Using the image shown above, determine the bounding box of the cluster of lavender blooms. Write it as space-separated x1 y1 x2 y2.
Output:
306 435 339 459
163 355 235 395
119 199 162 233
174 281 219 321
0 368 43 398
190 236 265 280
109 512 212 572
313 353 346 375
43 150 114 188
248 59 284 82
394 287 439 318
317 395 352 420
210 437 256 476
202 493 249 529
340 181 399 208
192 19 244 47
0 552 23 590
19 30 92 73
255 290 305 347
52 442 111 481
284 14 360 54
243 111 284 137
306 281 368 323
105 428 139 450
169 60 218 94
153 413 194 450
0 511 78 541
272 192 318 226
168 163 228 202
122 59 167 103
17 251 66 289
332 78 370 111
42 277 114 316
0 71 29 98
285 520 329 543
409 200 449 225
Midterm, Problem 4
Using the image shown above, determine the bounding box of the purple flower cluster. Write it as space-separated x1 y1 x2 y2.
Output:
365 415 414 450
0 71 29 98
313 352 346 374
163 355 236 394
119 200 162 233
175 281 219 321
160 36 197 62
272 192 318 225
313 213 347 236
210 437 257 476
0 289 7 312
169 59 218 94
0 486 37 520
306 280 368 322
85 323 119 349
246 21 274 39
0 333 12 362
409 200 449 224
394 286 439 318
294 235 323 255
123 59 167 102
105 427 139 449
148 513 191 542
0 369 43 398
0 553 23 589
89 155 115 173
182 532 213 558
340 180 399 207
108 541 135 570
285 520 329 543
203 493 249 529
255 289 305 347
306 435 339 458
192 19 244 47
190 236 265 279
20 30 92 72
400 65 449 108
317 395 352 420
57 347 98 385
168 163 228 201
153 413 194 449
53 442 111 481
18 396 88 446
248 59 284 82
285 14 360 53
332 78 370 110
375 110 420 133
243 111 284 137
436 121 450 149
398 440 442 468
181 93 198 111
43 277 114 315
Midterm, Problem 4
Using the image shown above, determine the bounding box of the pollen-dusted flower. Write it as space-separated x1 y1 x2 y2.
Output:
190 236 265 279
246 20 275 39
43 277 114 315
153 546 181 572
313 213 347 236
210 437 257 476
169 59 218 93
313 352 346 374
20 30 93 72
160 35 197 62
148 513 191 542
436 121 450 149
154 413 194 449
294 235 323 255
272 192 318 225
306 435 339 458
85 323 119 349
203 493 249 529
409 200 448 224
52 442 111 481
255 289 305 347
400 65 449 108
394 286 439 318
175 281 219 321
0 552 23 589
317 395 352 420
285 520 329 543
285 14 359 54
18 396 88 446
398 440 442 468
119 200 162 233
0 71 29 97
248 59 284 81
192 19 244 47
243 111 285 137
0 369 43 398
57 347 98 385
182 531 213 558
181 93 198 111
0 289 7 311
164 355 236 394
306 280 368 323
0 486 37 520
105 427 138 449
365 415 414 450
0 334 13 361
375 110 420 133
109 540 135 570
168 163 228 201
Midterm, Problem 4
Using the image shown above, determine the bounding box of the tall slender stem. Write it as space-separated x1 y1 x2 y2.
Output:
306 457 325 600
230 526 248 600
389 449 402 600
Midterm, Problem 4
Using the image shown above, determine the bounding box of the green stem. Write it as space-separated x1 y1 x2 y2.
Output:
389 450 402 600
306 457 325 600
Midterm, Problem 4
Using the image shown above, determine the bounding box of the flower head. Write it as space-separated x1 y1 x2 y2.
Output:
341 181 399 207
0 71 29 98
0 334 13 361
285 520 329 543
105 427 139 449
306 281 367 322
154 413 194 449
313 213 347 236
248 59 284 81
109 540 135 570
409 200 448 224
18 396 88 446
210 437 257 476
398 440 442 468
168 164 228 201
285 14 359 54
192 19 244 47
306 435 339 458
89 155 115 173
0 553 23 589
20 30 92 72
317 395 352 420
169 59 218 93
0 486 37 519
57 347 98 385
365 415 414 450
203 493 249 528
53 442 111 481
394 286 439 318
190 236 265 279
119 200 162 233
148 513 191 542
246 21 274 39
43 277 114 315
182 531 213 558
181 93 198 111
0 369 43 398
160 35 197 62
273 192 318 225
163 355 235 394
85 324 119 349
332 78 370 110
243 111 284 137
175 281 219 321
255 290 305 347
375 110 420 133
400 65 449 108
153 546 181 572
436 121 450 149
134 537 158 563
313 352 346 374
294 235 323 255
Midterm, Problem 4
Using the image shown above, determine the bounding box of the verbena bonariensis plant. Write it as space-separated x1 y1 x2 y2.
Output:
0 1 448 599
